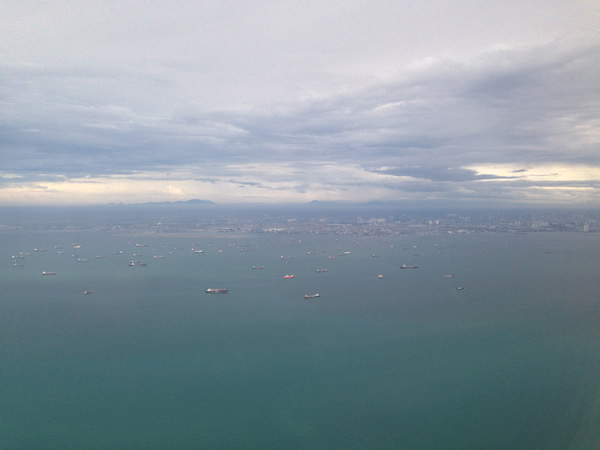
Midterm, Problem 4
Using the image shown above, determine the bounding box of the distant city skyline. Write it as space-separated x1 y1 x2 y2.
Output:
1 1 599 207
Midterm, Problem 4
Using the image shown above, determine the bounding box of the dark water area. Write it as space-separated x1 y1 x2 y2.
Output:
1 230 599 447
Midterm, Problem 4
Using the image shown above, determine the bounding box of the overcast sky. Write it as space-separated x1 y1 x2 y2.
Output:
1 1 599 207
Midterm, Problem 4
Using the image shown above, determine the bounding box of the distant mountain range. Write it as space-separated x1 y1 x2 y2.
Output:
105 199 216 207
120 199 443 210
85 198 575 211
137 199 216 206
109 199 390 208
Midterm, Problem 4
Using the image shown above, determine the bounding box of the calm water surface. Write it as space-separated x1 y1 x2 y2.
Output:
1 231 599 447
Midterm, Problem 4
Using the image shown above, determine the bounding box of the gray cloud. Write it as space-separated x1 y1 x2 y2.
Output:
0 1 598 206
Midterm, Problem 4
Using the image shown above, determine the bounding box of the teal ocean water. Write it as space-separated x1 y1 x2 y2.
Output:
1 230 599 448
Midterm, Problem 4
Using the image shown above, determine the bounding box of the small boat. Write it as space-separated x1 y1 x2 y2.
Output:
378 274 383 279
206 288 228 294
13 263 23 267
129 261 147 267
456 286 465 291
153 255 165 259
304 293 320 299
42 271 57 276
83 291 94 295
283 274 294 279
400 264 418 269
316 269 328 273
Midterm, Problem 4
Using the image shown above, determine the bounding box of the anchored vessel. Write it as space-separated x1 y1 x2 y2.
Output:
283 274 294 279
400 264 418 269
304 293 320 299
42 271 57 276
206 288 228 294
129 261 147 267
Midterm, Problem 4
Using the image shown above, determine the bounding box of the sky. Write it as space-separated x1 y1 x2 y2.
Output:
1 1 599 207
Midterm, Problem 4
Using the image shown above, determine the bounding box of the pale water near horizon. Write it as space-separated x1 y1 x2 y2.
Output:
1 230 599 447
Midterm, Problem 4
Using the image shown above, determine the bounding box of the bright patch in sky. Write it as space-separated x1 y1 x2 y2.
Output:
467 164 600 182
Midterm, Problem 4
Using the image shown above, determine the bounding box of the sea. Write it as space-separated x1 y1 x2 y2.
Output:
1 228 599 448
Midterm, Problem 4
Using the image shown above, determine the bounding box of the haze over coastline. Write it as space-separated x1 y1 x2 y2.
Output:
1 1 599 207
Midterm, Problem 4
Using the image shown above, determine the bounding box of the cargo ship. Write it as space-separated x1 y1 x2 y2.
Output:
42 271 57 276
316 269 328 272
206 288 228 294
400 264 418 269
283 274 294 279
304 293 320 299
